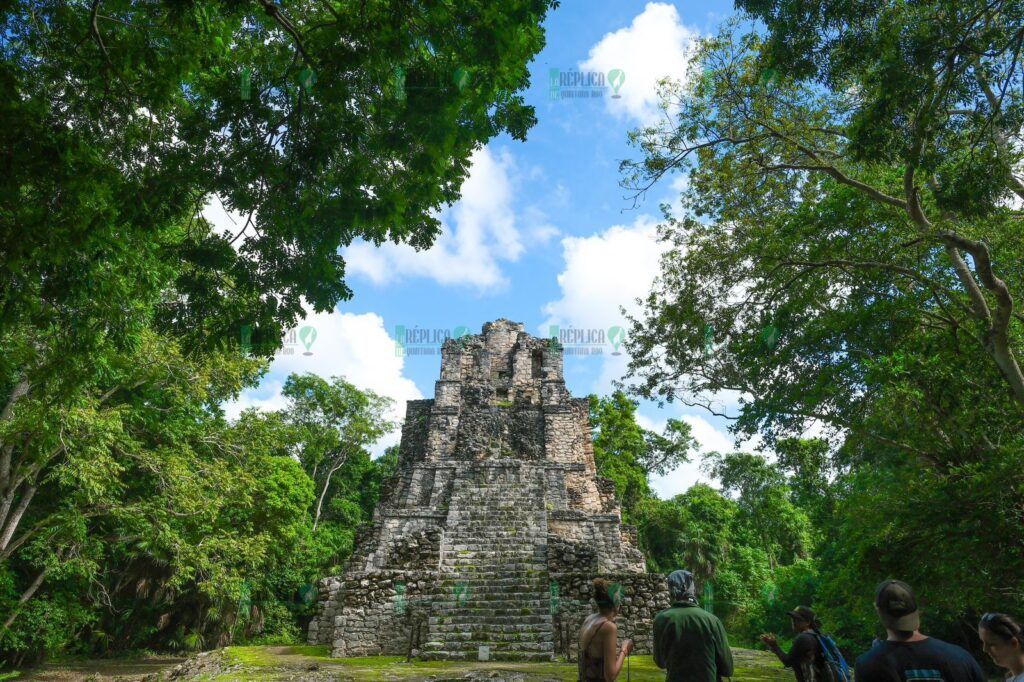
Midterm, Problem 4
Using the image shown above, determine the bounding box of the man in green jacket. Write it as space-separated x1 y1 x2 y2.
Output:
654 569 734 682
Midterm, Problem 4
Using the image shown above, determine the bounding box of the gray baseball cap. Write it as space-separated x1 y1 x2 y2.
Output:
875 579 920 631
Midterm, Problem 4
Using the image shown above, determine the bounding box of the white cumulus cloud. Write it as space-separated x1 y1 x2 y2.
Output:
580 2 700 125
540 214 669 395
223 309 422 456
344 145 557 292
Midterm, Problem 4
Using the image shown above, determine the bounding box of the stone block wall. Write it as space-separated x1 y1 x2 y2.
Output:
397 400 432 468
550 572 670 657
546 512 645 574
310 570 670 657
323 570 441 656
347 512 446 573
308 576 343 646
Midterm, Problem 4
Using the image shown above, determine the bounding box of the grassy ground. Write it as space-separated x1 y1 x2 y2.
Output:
15 645 795 681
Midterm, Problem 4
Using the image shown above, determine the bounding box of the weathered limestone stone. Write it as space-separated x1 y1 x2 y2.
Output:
308 319 668 661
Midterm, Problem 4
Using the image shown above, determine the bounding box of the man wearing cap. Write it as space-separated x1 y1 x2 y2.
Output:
653 569 734 682
855 579 985 682
759 606 827 682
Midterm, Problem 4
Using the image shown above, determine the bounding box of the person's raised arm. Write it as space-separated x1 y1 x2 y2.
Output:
760 632 811 668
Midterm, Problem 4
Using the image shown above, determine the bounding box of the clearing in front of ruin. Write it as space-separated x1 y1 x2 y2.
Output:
18 647 798 675
227 645 793 681
16 645 795 681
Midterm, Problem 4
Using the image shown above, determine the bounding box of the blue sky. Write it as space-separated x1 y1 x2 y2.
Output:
219 1 764 498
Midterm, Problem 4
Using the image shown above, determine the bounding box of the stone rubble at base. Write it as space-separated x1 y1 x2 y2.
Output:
307 319 670 661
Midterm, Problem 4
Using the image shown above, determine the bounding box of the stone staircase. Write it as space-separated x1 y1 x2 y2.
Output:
423 464 555 661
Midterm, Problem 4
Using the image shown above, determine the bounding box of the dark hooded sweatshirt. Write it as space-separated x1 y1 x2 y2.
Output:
654 571 734 682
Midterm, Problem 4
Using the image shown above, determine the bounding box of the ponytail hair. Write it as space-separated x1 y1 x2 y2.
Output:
593 578 623 610
980 613 1023 645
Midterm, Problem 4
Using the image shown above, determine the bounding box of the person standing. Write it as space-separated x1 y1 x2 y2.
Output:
978 613 1024 682
653 569 734 682
760 606 828 682
578 578 634 682
855 579 985 682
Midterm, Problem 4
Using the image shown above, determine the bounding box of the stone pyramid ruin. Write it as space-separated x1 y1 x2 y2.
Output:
308 319 668 661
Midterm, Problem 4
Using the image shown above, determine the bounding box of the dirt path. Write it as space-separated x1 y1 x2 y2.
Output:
18 657 186 681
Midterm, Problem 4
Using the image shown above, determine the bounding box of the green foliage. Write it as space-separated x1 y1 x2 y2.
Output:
588 392 695 521
2 0 560 359
0 345 396 662
0 0 558 665
618 1 1024 659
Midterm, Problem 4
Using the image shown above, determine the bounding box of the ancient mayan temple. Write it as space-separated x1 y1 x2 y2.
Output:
308 319 668 661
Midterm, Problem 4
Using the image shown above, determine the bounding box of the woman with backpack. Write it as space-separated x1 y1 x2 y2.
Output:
760 606 846 682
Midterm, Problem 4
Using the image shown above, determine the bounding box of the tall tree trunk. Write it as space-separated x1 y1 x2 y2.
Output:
0 376 30 498
0 565 49 634
312 457 346 532
0 483 36 555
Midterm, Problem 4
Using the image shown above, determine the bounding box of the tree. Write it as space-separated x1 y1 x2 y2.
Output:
280 374 393 531
617 6 1024 617
706 452 812 570
2 0 560 355
588 392 695 520
1 2 559 656
621 7 1024 416
0 2 560 558
636 485 736 588
0 327 317 658
774 438 837 525
643 417 699 477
